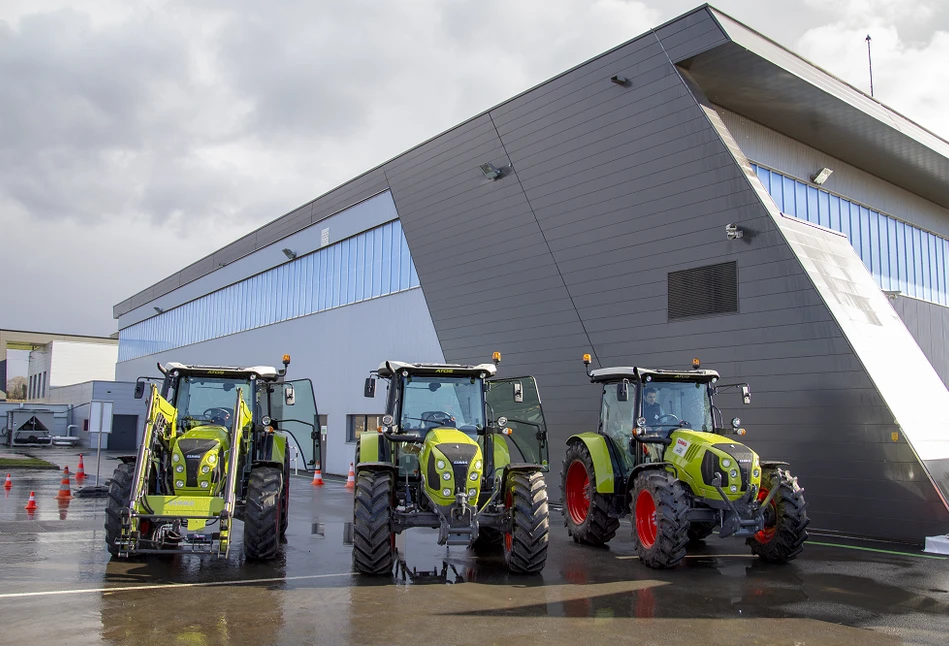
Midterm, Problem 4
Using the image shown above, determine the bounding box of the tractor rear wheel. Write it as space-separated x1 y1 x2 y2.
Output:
688 521 716 543
748 467 809 562
243 466 283 560
561 442 619 545
279 453 290 537
105 462 135 557
353 470 396 575
631 470 690 568
503 470 549 574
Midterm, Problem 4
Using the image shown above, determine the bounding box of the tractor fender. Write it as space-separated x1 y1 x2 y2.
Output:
357 433 382 464
355 462 398 475
498 463 545 493
566 433 615 494
625 462 678 507
254 431 288 469
760 461 790 469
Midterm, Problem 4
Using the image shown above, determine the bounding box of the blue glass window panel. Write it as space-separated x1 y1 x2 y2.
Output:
867 209 880 280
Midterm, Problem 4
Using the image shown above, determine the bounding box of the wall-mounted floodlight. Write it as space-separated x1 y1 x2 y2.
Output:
811 167 833 185
282 248 297 260
479 162 505 181
725 223 744 240
154 306 164 314
610 75 631 87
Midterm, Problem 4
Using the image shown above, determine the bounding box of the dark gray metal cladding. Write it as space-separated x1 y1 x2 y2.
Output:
176 439 221 487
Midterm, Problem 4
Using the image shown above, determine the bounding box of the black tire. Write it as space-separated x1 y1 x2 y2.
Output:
105 462 135 557
631 470 690 568
503 471 549 574
561 442 620 545
688 521 716 543
748 467 809 563
280 453 290 537
243 466 283 560
352 470 396 575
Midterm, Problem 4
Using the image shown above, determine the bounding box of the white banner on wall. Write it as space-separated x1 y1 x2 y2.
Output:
89 401 113 434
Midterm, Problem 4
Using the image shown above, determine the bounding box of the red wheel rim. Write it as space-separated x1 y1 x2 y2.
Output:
754 487 776 544
635 489 657 548
565 460 591 525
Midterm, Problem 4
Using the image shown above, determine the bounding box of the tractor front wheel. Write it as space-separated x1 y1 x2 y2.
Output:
243 466 284 560
104 462 135 557
631 470 690 568
503 471 549 574
353 470 396 575
748 467 809 562
561 442 619 545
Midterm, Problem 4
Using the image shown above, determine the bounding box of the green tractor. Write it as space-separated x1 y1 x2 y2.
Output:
353 353 550 575
562 355 808 568
105 356 321 560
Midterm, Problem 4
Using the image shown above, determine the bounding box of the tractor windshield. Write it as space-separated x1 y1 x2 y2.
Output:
399 376 485 434
172 377 255 430
642 380 713 433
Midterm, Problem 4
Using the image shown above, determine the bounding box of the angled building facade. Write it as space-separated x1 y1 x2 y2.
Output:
114 5 949 542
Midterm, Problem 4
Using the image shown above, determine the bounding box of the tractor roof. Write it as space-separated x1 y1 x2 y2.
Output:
588 366 720 384
377 360 497 379
162 362 281 381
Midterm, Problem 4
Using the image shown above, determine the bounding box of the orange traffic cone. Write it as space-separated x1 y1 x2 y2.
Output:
24 491 37 511
3 474 11 490
344 463 356 490
311 464 324 486
63 465 71 480
56 470 73 500
76 454 86 481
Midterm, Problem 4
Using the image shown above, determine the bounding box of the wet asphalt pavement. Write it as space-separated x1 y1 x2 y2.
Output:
1 451 948 646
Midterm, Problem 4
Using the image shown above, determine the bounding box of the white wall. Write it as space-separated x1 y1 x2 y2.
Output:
49 341 117 387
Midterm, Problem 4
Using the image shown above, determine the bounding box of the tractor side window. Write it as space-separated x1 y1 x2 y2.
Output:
601 385 637 469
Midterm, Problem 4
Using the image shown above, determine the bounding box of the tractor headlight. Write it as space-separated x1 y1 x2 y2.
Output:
469 472 479 481
475 460 482 470
753 469 760 478
442 488 451 497
722 459 731 468
730 469 738 478
208 454 217 465
176 465 184 473
202 465 210 474
200 481 209 489
442 472 451 481
172 454 180 463
437 460 446 469
176 480 184 488
729 485 738 492
468 488 477 497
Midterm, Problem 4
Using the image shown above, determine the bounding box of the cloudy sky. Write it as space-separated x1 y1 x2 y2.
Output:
1 0 948 340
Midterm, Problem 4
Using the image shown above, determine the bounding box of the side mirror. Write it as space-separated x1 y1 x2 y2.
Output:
513 381 523 404
617 380 629 402
364 377 376 398
134 381 146 400
285 385 296 406
741 385 751 405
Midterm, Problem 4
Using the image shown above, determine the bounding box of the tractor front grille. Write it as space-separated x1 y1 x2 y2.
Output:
177 439 220 487
428 443 479 492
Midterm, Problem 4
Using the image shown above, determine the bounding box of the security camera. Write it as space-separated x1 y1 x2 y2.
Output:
725 223 743 240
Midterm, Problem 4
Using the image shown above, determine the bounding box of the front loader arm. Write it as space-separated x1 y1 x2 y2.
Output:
130 385 178 513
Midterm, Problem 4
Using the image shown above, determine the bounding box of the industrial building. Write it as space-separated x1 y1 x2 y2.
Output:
113 5 949 543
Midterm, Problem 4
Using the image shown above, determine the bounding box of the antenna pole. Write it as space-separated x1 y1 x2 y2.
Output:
865 34 874 97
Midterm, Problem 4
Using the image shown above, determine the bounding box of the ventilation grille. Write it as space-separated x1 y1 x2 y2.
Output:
668 261 738 320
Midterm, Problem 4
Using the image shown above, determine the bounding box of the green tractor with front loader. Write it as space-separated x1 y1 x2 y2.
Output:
353 353 550 575
562 355 808 568
105 356 321 560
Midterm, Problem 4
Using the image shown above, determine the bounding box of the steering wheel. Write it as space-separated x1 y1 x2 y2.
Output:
656 414 680 425
203 407 233 426
420 411 455 428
